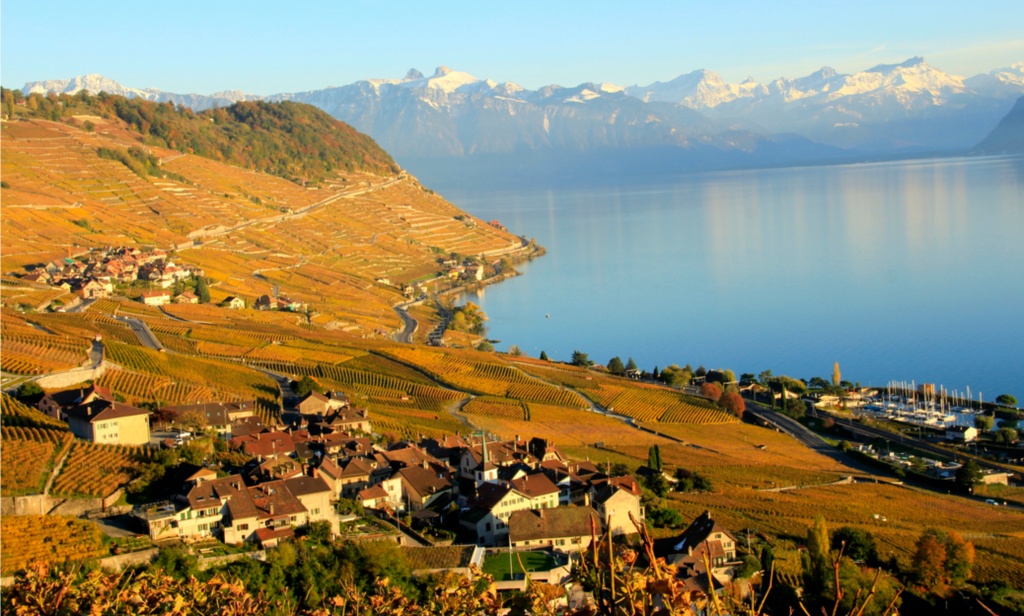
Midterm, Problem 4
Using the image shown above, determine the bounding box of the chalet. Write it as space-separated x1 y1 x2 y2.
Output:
297 391 350 417
78 278 112 299
224 296 245 309
591 476 645 536
37 384 113 422
509 506 602 552
336 456 380 498
396 464 453 512
358 475 402 510
464 263 484 281
460 473 560 546
667 511 740 585
65 399 151 446
254 294 302 311
175 291 199 304
140 290 171 306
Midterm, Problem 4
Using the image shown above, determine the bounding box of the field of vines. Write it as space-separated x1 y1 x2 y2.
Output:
51 442 156 498
366 403 466 440
0 427 70 495
103 341 279 407
96 368 214 406
463 396 528 420
0 515 107 575
0 393 69 430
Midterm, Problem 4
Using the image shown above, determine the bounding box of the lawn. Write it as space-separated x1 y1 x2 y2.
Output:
481 550 557 582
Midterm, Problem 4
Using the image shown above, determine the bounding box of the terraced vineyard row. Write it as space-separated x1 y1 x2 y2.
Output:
0 515 107 575
0 432 67 495
0 350 81 375
51 442 155 498
103 341 280 407
1 425 73 445
0 393 69 430
463 396 528 420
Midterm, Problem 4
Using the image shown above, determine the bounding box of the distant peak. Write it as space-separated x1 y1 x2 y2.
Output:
867 57 926 73
405 69 424 81
434 66 453 77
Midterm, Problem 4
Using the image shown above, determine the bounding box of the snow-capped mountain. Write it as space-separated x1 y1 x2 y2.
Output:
21 74 260 110
21 58 1023 184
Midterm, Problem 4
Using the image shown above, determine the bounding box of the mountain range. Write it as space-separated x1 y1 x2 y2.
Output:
22 59 1024 185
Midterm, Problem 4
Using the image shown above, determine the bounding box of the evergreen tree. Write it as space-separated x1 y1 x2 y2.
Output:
607 356 625 375
195 277 210 303
647 445 662 471
625 357 638 371
539 350 549 361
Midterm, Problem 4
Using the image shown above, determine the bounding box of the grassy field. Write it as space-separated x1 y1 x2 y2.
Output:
481 550 558 582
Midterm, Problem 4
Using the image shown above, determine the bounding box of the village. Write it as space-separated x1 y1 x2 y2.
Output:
18 381 745 598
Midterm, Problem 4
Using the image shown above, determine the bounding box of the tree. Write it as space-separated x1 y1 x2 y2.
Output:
954 459 983 493
695 366 707 377
699 382 723 403
808 376 829 389
294 375 322 397
647 445 662 471
15 381 44 402
758 369 773 384
996 394 1018 407
831 527 878 564
507 345 522 357
641 472 670 498
195 276 210 303
607 356 625 375
720 392 745 418
974 414 995 431
475 340 494 352
661 364 692 387
995 427 1018 445
805 516 831 593
570 350 592 367
912 529 974 592
539 350 549 361
625 357 638 372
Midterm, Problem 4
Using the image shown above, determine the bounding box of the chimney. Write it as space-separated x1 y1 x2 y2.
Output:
269 504 275 515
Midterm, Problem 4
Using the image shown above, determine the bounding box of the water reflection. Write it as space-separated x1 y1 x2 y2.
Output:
451 157 1024 399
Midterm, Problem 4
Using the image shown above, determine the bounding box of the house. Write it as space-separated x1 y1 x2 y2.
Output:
175 291 199 304
140 290 171 306
336 456 379 498
460 473 561 546
298 391 350 417
79 278 112 299
591 476 645 536
667 511 740 585
396 464 453 512
358 476 402 510
946 426 978 442
222 296 245 309
161 401 256 434
231 430 296 460
36 384 113 422
509 506 602 552
65 399 151 445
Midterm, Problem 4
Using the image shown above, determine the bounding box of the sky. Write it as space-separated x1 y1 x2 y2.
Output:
3 1 1023 95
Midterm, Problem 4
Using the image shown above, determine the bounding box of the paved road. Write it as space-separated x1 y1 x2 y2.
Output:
392 302 418 343
115 315 163 351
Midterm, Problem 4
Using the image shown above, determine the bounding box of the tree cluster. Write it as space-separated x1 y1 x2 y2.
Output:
1 88 399 184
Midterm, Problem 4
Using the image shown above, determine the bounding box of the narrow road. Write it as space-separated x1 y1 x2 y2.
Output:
115 315 164 351
392 301 419 343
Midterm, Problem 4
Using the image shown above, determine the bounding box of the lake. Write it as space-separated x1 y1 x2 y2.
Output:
438 156 1024 402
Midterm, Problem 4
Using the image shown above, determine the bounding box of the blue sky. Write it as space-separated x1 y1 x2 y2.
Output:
3 1 1022 94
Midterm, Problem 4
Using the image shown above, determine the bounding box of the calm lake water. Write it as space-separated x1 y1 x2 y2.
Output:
440 156 1024 401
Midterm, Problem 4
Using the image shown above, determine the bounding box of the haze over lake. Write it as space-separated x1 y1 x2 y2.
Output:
441 156 1024 401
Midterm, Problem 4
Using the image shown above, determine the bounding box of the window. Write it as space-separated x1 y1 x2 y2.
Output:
238 523 249 531
485 523 491 531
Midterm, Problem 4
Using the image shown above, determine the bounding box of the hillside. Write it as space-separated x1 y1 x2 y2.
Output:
1 92 528 334
974 95 1024 154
